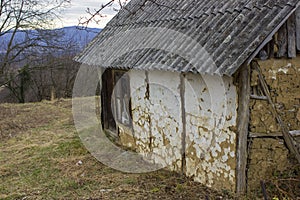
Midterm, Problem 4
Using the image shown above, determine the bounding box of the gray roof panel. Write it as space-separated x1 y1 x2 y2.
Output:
75 0 300 76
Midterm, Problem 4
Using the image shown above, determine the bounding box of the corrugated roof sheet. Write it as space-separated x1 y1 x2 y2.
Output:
75 0 300 76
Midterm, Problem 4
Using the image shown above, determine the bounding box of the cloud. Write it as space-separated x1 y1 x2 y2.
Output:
59 0 119 28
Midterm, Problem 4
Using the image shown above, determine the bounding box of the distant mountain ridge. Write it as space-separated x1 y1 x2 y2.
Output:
0 26 102 54
55 26 101 50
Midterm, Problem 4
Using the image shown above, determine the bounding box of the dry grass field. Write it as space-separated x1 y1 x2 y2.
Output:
0 99 299 199
0 99 233 199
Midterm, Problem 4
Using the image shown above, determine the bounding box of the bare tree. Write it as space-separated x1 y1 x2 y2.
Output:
78 0 174 28
78 0 130 27
1 35 82 103
0 0 70 85
28 47 80 102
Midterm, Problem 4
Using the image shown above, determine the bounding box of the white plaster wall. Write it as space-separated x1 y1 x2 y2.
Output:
184 74 237 190
129 70 183 170
126 70 238 190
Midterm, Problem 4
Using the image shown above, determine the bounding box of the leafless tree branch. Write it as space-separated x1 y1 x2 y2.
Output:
0 0 70 83
78 0 182 28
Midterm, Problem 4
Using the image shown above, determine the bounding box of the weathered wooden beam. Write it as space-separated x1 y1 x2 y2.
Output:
269 37 275 58
236 63 250 195
180 73 187 175
250 95 268 101
249 131 300 138
247 5 299 64
253 62 300 163
287 13 297 58
249 132 283 138
295 7 300 51
290 130 300 137
261 181 268 200
277 22 288 58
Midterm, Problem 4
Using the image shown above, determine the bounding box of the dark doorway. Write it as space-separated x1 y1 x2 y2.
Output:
101 69 116 132
101 69 132 134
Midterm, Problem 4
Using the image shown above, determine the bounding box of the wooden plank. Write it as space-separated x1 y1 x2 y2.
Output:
277 22 288 58
287 13 297 58
101 69 117 131
260 181 268 200
290 130 300 137
236 63 250 195
250 130 300 138
250 95 268 101
253 62 300 163
249 132 283 138
180 73 187 175
296 7 300 51
246 6 299 65
269 37 275 58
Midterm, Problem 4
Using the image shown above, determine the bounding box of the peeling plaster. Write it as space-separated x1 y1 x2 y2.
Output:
129 70 183 170
120 70 238 191
184 73 237 190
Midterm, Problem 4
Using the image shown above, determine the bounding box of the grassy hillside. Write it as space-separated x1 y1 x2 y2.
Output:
0 100 231 199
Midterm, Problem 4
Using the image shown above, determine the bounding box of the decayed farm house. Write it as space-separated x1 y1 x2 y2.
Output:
75 0 300 194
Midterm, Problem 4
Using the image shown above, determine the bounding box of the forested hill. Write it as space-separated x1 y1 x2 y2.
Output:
0 26 101 54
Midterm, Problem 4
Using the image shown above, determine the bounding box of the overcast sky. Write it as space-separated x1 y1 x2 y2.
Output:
58 0 119 28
